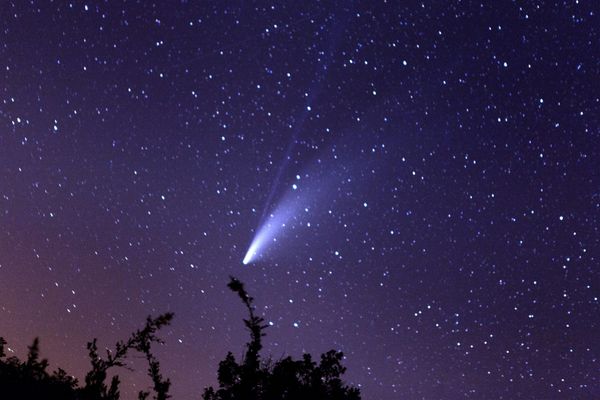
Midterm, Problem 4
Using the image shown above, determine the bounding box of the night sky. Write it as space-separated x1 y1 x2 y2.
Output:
1 1 599 399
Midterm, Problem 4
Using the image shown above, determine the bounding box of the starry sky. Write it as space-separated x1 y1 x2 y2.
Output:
1 1 599 399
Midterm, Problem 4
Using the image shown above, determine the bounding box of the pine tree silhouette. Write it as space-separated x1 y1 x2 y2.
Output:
202 277 361 400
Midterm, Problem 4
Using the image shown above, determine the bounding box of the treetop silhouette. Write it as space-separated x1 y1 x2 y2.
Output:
0 313 173 400
202 276 361 400
0 277 361 399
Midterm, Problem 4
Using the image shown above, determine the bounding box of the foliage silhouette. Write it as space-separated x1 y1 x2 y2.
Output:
0 336 78 400
1 278 362 399
0 313 173 400
202 277 361 400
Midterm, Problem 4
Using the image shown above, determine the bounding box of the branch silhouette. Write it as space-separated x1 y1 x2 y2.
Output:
0 313 173 400
0 278 362 400
202 277 361 400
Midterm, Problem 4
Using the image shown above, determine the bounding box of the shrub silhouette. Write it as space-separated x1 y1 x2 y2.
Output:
0 313 173 400
202 277 361 400
80 312 173 400
0 336 78 399
1 278 362 399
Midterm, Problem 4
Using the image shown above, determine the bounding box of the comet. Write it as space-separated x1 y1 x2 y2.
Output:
241 134 384 265
243 16 347 265
242 216 277 265
242 187 301 265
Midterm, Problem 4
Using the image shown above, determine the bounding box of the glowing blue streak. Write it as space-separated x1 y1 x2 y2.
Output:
244 16 347 266
242 200 298 265
242 220 274 265
254 14 344 228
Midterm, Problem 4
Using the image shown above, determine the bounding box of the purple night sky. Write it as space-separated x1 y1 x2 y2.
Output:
1 1 599 399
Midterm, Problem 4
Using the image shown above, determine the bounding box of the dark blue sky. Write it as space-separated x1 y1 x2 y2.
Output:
1 1 599 399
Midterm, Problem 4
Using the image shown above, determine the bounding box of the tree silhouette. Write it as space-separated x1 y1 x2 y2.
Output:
0 336 78 400
202 277 361 400
80 312 173 400
0 313 173 400
1 278 362 399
